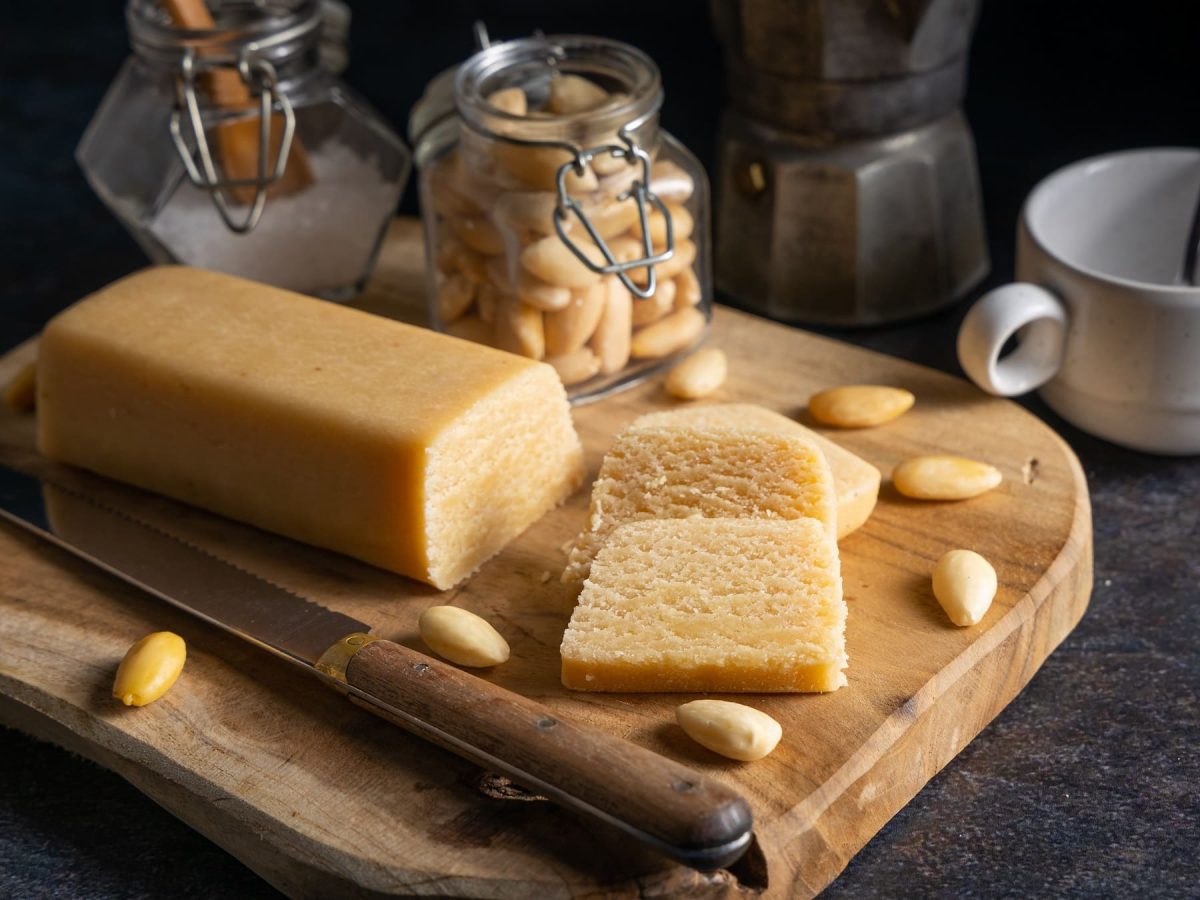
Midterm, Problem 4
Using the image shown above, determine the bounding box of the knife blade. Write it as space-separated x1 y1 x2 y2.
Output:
0 448 753 871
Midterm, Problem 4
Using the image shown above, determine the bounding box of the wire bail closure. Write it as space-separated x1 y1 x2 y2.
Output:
552 131 674 299
169 48 296 234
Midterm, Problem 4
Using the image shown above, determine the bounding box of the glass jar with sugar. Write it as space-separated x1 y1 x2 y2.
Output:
78 0 410 301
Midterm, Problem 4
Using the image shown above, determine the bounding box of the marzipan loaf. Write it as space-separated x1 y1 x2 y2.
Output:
37 266 585 589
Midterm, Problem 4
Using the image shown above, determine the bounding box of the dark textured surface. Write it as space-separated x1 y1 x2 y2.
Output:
1 2 1198 898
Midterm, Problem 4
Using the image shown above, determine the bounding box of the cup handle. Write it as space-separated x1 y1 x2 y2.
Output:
957 283 1068 396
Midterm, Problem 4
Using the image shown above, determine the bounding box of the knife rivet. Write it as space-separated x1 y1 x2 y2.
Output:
535 715 557 730
413 663 430 673
672 778 699 794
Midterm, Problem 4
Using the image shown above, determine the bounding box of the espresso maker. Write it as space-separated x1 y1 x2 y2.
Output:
712 0 988 325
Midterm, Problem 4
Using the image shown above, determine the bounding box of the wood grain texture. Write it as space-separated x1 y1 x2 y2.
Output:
0 220 1091 898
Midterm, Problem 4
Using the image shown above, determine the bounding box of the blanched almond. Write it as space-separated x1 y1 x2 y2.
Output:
113 632 186 707
591 277 632 374
495 143 598 193
665 347 727 399
488 254 573 312
516 274 572 312
676 699 781 762
436 273 475 322
674 266 702 308
493 296 545 359
494 191 559 236
427 153 482 218
521 234 605 289
631 203 694 246
630 306 706 359
545 282 607 356
597 161 641 199
547 347 602 385
893 455 1002 500
632 239 697 286
546 74 609 115
630 277 676 326
487 87 527 116
606 234 645 263
419 606 510 668
436 237 487 284
605 234 651 286
809 385 915 428
450 216 506 256
580 195 641 239
649 160 696 202
590 131 630 175
932 549 997 626
476 282 498 324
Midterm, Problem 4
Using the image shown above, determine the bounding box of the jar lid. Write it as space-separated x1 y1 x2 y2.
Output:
410 30 675 303
127 0 323 67
456 34 662 146
409 32 663 150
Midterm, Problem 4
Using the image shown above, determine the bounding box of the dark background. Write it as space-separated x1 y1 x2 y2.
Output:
2 1 1198 897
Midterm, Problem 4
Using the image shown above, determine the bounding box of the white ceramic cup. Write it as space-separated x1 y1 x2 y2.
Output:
958 148 1200 454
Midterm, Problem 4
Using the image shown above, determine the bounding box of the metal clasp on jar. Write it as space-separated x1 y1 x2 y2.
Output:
168 48 296 234
552 129 675 299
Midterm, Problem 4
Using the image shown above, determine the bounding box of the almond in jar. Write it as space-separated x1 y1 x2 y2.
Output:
410 32 711 402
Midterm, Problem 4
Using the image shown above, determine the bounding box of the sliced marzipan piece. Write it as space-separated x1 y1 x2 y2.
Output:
561 517 847 693
632 404 881 540
562 404 837 582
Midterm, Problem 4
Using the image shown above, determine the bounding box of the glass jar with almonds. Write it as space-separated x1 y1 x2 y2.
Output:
410 34 711 401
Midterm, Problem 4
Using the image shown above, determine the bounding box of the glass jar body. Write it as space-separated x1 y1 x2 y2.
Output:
414 37 711 402
77 1 410 300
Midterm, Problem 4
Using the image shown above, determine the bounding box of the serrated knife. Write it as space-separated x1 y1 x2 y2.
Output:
0 449 753 871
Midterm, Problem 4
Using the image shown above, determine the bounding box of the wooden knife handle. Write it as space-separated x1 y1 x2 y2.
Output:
340 638 753 870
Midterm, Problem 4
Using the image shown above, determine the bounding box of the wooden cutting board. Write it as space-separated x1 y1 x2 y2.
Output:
0 220 1091 898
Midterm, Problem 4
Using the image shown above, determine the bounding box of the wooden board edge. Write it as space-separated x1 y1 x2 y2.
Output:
0 676 545 899
0 682 418 898
760 428 1093 897
0 679 755 899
